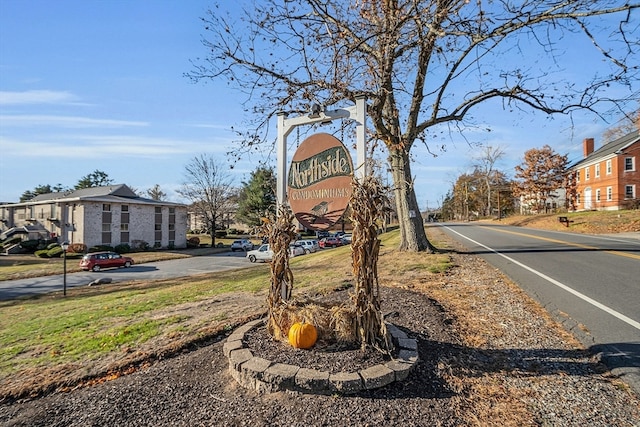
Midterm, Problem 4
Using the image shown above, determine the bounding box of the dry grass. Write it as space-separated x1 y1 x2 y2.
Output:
498 210 639 234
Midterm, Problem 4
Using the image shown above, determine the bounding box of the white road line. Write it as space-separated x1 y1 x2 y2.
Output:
443 225 640 331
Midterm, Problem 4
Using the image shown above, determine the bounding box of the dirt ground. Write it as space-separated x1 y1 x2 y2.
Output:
1 227 639 426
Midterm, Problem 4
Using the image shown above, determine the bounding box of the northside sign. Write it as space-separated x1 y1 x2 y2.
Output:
287 133 354 230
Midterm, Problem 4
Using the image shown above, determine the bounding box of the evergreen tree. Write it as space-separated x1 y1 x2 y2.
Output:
75 170 112 189
236 167 277 228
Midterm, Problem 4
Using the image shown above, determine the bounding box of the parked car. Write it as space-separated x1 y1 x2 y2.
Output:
246 244 272 263
340 234 352 244
315 230 330 239
319 236 343 248
246 243 306 263
231 239 254 251
79 251 134 272
289 243 306 257
295 239 319 254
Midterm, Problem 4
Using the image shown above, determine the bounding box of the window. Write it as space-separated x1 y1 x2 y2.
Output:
606 160 612 175
596 189 601 202
576 193 581 205
102 224 111 232
103 204 111 211
120 223 129 231
595 164 600 178
576 170 580 182
122 205 129 212
625 185 635 199
585 167 590 180
625 157 635 171
607 187 612 201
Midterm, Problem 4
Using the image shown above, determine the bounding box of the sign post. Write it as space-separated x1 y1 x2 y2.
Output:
276 95 367 208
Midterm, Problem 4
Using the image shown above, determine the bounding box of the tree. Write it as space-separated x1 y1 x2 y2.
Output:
177 154 236 247
513 145 568 213
19 184 66 202
473 146 506 217
602 108 640 143
75 170 113 189
189 1 638 252
146 184 167 201
236 167 277 228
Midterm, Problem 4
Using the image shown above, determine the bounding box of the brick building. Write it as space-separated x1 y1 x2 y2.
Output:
571 130 640 211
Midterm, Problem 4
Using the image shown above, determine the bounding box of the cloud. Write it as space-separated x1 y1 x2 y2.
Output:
0 115 148 128
0 134 233 159
0 90 79 105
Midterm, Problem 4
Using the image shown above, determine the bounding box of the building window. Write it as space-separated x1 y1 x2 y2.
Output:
607 187 612 201
576 193 581 205
595 164 600 178
606 160 612 175
120 223 129 231
596 189 601 202
122 205 129 212
585 167 590 180
576 170 580 182
625 185 635 199
103 204 111 211
625 157 635 171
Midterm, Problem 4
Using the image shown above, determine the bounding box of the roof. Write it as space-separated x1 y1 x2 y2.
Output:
571 130 640 169
2 184 185 207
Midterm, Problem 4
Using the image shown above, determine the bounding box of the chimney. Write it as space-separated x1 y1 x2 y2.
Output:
583 138 594 157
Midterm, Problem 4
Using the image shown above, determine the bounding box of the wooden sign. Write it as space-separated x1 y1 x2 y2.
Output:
287 133 353 230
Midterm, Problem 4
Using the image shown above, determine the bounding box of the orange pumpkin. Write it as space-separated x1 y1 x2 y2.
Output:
288 322 317 349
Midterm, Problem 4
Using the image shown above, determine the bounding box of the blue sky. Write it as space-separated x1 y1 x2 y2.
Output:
1 1 637 210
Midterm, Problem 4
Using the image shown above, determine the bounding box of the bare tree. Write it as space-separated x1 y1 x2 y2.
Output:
473 146 506 216
602 108 640 143
188 1 639 252
178 155 236 247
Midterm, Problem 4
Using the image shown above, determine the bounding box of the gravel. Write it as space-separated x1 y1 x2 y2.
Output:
1 246 639 426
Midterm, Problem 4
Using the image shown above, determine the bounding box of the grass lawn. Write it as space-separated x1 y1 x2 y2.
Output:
0 228 454 398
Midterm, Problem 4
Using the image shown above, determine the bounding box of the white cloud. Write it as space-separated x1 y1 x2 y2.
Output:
0 90 79 105
0 115 148 128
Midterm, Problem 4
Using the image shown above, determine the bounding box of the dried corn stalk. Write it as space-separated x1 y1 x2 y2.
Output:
261 205 297 339
349 176 393 354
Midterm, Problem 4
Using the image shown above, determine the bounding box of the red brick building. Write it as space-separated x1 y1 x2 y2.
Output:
571 130 640 211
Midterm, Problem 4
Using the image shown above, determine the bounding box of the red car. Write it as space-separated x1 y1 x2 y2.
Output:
319 237 343 248
79 251 134 272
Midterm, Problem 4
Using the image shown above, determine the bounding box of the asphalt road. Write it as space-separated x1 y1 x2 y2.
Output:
0 251 256 301
438 222 640 392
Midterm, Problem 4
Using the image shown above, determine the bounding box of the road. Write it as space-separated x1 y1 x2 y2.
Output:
438 223 640 391
0 251 255 301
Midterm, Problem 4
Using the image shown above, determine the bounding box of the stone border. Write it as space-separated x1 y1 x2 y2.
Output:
224 319 419 395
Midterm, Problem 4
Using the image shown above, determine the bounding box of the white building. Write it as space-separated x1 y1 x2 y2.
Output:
0 184 188 251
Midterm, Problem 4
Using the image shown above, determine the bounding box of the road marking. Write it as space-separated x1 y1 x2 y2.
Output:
443 226 640 331
487 227 640 261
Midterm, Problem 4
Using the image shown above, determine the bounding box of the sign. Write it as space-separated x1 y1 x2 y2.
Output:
287 133 353 230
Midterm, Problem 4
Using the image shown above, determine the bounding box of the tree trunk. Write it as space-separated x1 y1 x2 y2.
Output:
388 148 435 252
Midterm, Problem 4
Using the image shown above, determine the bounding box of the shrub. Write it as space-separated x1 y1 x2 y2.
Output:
131 240 150 251
47 246 64 258
18 240 41 252
35 249 50 258
69 243 87 253
89 245 114 253
114 243 131 254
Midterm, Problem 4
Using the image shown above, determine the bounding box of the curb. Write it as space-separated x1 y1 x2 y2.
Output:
224 319 419 395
